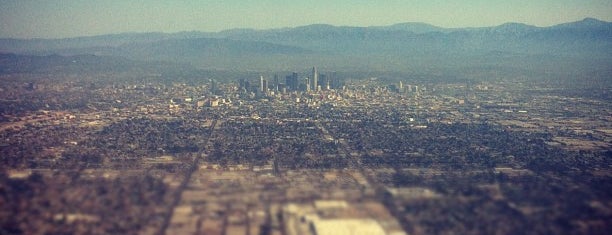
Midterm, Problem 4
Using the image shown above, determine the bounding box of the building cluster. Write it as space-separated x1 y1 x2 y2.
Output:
239 67 344 95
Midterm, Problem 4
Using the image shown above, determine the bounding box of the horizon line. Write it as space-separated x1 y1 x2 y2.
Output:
1 17 608 40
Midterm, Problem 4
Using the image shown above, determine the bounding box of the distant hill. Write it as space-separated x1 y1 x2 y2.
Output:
224 18 611 56
120 37 309 59
0 53 136 74
370 22 451 33
0 18 610 71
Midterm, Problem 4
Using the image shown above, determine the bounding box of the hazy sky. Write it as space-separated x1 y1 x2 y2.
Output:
1 0 611 38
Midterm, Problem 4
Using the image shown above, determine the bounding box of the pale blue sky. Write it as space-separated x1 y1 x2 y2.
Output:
1 0 611 38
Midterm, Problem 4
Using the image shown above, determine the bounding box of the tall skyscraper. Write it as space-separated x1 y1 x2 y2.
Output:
273 74 279 91
328 72 342 90
286 72 299 91
319 74 329 90
312 67 318 92
260 75 265 92
210 79 217 94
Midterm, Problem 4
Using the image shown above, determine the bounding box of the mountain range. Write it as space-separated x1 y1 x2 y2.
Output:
0 18 610 71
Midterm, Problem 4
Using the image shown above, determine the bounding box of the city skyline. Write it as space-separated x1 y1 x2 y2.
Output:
1 0 611 39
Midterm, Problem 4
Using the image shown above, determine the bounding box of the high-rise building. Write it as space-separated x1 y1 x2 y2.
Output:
238 79 247 92
319 74 329 90
312 67 318 92
260 75 265 92
209 79 218 95
286 72 299 91
273 74 279 91
327 72 343 90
